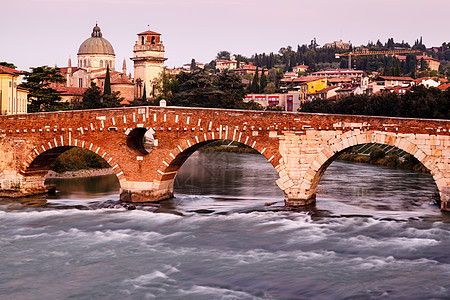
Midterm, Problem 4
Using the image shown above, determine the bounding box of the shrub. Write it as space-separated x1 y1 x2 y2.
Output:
370 146 385 161
51 148 109 173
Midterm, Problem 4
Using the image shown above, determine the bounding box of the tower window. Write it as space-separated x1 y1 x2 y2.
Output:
100 60 103 68
151 36 156 44
84 59 87 67
142 36 145 45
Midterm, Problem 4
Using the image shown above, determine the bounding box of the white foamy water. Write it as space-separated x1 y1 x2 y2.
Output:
0 152 449 299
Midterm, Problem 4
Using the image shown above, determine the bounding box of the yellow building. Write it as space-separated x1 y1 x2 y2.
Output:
0 66 28 115
292 76 328 93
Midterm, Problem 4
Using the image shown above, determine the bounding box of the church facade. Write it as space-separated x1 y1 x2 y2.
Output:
56 24 166 104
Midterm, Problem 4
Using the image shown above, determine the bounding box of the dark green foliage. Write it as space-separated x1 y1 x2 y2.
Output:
250 68 260 93
385 150 400 167
0 62 16 69
370 146 385 161
81 83 103 109
104 66 111 95
79 82 123 109
260 68 268 92
190 58 197 71
51 147 109 173
21 66 67 112
216 51 231 60
103 91 123 108
300 86 450 120
142 84 147 102
165 70 258 110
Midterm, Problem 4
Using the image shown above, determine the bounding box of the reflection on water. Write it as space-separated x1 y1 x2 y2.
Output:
1 151 449 299
2 151 441 217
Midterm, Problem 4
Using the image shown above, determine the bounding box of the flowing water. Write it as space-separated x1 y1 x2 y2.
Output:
1 151 449 299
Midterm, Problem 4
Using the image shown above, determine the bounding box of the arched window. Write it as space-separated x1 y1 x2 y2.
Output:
151 36 156 44
84 59 87 67
100 60 103 68
142 36 145 45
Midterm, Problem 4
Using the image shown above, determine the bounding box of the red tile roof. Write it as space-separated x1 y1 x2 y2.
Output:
379 76 414 81
317 85 340 93
0 65 23 76
138 30 161 35
437 83 450 90
328 77 352 83
293 76 326 83
111 77 133 85
55 87 86 96
58 67 79 75
293 65 309 69
93 71 121 79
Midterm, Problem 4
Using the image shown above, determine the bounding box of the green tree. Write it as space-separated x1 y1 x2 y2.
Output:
264 82 276 94
0 62 16 69
21 66 67 112
103 91 123 108
81 82 103 109
250 67 260 93
153 71 180 103
104 65 111 95
370 146 385 161
260 68 268 92
190 58 197 71
216 51 231 60
142 84 147 102
167 70 251 109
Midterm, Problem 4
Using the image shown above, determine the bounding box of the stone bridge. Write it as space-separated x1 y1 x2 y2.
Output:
0 106 449 210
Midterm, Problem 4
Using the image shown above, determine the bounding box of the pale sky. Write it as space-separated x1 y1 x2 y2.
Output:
2 0 448 72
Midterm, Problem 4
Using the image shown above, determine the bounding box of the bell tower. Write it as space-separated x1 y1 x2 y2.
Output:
131 30 167 98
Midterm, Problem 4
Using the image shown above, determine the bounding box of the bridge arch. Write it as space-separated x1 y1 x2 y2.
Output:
21 137 126 192
151 132 284 200
301 131 446 208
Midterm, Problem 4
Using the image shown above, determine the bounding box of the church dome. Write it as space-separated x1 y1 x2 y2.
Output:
78 24 115 56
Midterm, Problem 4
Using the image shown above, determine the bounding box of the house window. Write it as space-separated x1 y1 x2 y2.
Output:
268 96 279 106
286 95 293 111
79 78 83 87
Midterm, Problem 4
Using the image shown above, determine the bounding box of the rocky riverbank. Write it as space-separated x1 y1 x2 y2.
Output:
47 168 115 179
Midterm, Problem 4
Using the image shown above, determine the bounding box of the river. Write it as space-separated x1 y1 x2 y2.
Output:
0 151 449 299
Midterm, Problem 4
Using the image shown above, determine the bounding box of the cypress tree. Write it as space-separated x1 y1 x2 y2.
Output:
260 68 268 92
104 65 111 95
250 67 260 93
142 84 147 102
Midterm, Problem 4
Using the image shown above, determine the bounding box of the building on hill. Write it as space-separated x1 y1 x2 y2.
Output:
0 66 28 115
323 40 351 49
215 60 239 72
292 65 309 74
310 69 363 79
292 77 328 94
244 92 303 111
234 63 266 76
411 77 440 88
182 62 205 71
307 85 340 101
395 53 441 72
